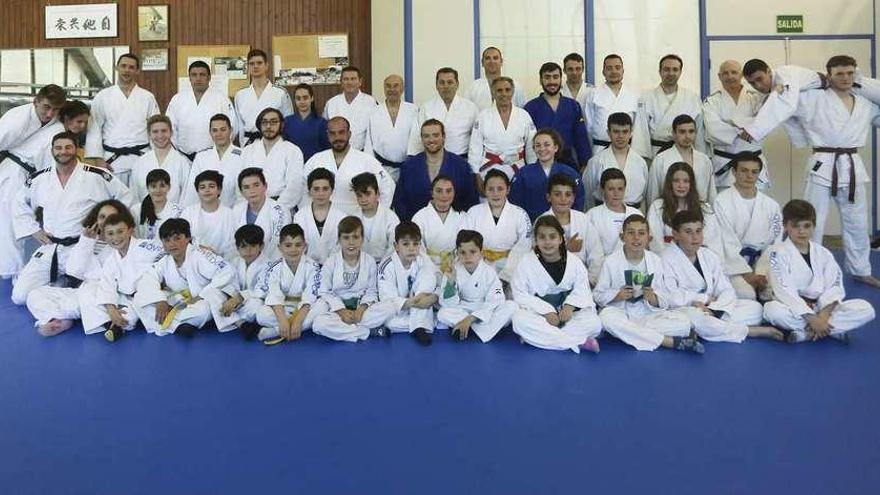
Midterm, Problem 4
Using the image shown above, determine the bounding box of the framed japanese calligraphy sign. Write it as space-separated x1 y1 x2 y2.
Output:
45 3 118 39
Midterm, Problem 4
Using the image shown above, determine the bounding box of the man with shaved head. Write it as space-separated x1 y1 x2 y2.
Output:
364 74 418 181
702 59 769 189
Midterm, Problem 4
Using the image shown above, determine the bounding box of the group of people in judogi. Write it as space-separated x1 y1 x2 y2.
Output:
0 44 875 352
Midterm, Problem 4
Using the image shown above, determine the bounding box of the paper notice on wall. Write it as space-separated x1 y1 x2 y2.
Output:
273 55 282 77
318 35 348 58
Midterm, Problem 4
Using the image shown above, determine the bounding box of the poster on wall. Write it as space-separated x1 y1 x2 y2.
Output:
45 3 118 39
141 49 168 71
138 5 169 42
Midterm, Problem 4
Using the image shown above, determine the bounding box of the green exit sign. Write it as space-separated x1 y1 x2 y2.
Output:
777 15 804 33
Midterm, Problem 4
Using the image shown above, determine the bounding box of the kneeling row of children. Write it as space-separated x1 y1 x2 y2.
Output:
32 198 874 352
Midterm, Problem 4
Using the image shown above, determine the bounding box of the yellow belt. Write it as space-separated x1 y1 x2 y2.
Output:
482 249 510 262
427 248 453 273
161 289 194 330
285 295 302 304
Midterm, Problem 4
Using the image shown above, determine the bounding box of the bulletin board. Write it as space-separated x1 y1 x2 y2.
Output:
176 44 251 97
271 33 349 86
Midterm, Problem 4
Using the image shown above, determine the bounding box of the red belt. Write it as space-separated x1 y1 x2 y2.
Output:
813 147 858 203
480 150 524 174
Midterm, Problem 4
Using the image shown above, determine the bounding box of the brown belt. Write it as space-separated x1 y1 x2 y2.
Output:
813 147 857 202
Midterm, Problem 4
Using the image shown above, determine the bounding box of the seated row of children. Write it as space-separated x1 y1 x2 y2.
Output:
25 184 874 351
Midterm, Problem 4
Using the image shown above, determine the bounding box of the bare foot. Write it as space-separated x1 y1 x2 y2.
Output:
854 275 880 288
38 319 73 337
748 325 785 341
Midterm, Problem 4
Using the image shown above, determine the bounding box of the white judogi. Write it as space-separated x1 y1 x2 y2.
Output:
302 148 395 215
24 236 110 326
465 201 531 275
364 101 419 180
135 244 234 335
511 251 602 353
232 198 291 259
11 162 132 305
593 248 692 351
584 84 644 147
311 250 396 342
582 146 649 207
322 91 378 150
744 65 824 145
584 203 641 255
79 238 165 334
0 102 54 151
166 88 237 155
437 260 516 342
85 84 160 183
129 148 191 204
357 204 399 263
181 203 237 259
634 85 705 158
561 82 593 116
646 146 717 204
376 252 437 333
407 94 479 156
795 89 879 277
702 86 770 188
466 77 527 111
764 239 875 338
241 138 305 211
646 200 724 258
207 252 274 332
412 204 467 270
181 145 244 208
233 83 294 144
539 209 604 286
131 201 183 240
468 106 536 179
292 203 346 265
255 256 322 340
661 243 759 343
0 118 62 277
713 187 782 299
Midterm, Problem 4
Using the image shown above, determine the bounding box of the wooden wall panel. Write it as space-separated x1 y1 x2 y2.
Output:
0 0 372 111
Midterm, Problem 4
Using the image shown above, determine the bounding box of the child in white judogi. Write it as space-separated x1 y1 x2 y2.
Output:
593 214 703 353
134 218 235 337
411 175 468 273
79 211 165 341
646 114 716 204
764 200 875 343
437 230 517 342
232 167 291 260
539 174 604 285
465 169 532 279
511 216 603 354
311 216 397 342
647 162 724 257
661 209 783 343
376 222 438 345
255 224 322 343
293 168 346 265
712 152 782 300
131 169 183 240
584 168 641 256
180 170 237 259
206 225 273 339
352 171 399 263
582 112 648 209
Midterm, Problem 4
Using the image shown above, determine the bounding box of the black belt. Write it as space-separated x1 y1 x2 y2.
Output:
592 139 610 148
103 143 149 165
713 149 762 177
374 152 402 169
244 131 261 147
0 150 36 175
47 235 80 283
651 139 674 153
594 199 641 209
813 147 858 202
457 152 468 160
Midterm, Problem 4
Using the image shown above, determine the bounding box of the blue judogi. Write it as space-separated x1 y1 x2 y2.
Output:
509 161 586 221
392 151 480 221
283 112 330 161
524 95 592 168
